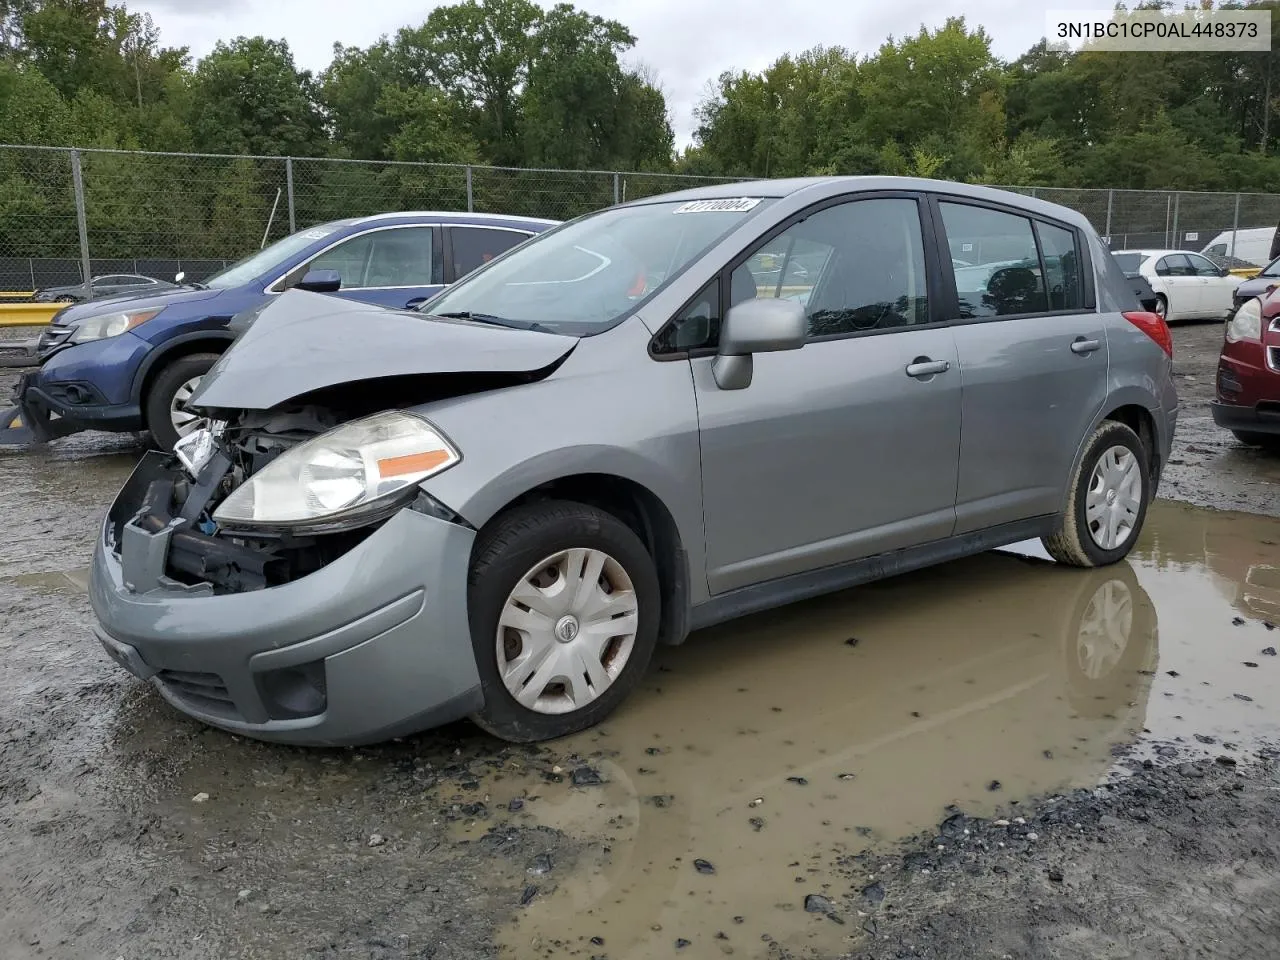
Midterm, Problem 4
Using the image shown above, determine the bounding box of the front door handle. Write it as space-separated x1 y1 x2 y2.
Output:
1070 337 1101 355
905 357 950 378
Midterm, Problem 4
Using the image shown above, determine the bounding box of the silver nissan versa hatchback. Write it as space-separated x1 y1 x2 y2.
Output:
89 177 1178 746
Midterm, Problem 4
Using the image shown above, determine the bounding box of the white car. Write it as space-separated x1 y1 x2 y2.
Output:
1112 249 1242 322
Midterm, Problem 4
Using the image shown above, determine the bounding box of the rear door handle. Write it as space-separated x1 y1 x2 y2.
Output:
1070 337 1101 355
905 358 950 378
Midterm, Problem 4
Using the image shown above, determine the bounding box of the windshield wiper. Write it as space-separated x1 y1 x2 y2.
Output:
430 311 550 333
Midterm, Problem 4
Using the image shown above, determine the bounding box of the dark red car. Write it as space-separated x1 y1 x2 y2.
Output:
1212 289 1280 451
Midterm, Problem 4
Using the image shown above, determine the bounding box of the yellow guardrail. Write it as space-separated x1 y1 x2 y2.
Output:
1229 267 1261 279
0 303 57 327
0 290 35 301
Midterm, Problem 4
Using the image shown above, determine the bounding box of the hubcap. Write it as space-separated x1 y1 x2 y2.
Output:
1075 579 1133 680
496 548 639 715
169 376 206 438
1086 445 1142 551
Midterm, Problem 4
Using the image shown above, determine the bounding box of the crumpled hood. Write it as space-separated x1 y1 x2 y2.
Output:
51 286 224 327
190 289 579 411
1235 274 1276 301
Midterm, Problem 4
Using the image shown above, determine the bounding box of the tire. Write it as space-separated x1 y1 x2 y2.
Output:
143 352 220 452
467 499 661 742
1042 420 1151 568
1154 294 1168 320
1232 430 1280 453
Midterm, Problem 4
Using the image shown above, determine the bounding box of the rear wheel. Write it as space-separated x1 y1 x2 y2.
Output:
1232 430 1280 453
143 352 220 452
1154 294 1168 320
467 500 660 742
1043 420 1151 568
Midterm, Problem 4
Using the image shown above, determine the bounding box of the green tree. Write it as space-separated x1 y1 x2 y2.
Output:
187 37 325 156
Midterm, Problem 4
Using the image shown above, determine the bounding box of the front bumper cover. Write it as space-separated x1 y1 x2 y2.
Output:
90 464 484 746
1212 400 1280 436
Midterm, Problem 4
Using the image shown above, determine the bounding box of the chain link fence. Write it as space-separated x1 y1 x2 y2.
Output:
0 144 1277 293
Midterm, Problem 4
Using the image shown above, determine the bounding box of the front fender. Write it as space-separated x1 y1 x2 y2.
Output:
128 328 236 405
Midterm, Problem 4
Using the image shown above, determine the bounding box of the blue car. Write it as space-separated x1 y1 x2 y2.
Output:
6 211 557 450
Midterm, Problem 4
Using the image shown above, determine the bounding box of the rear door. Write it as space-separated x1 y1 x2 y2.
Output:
445 226 535 283
934 197 1110 533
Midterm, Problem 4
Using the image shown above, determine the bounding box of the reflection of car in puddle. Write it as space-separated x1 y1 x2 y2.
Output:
1140 501 1280 624
493 555 1158 959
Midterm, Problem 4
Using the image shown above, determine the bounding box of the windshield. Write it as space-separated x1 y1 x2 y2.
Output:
1111 253 1143 273
204 224 343 290
420 198 776 333
1261 256 1280 278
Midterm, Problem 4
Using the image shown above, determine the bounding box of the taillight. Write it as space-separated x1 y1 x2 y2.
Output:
1123 310 1172 358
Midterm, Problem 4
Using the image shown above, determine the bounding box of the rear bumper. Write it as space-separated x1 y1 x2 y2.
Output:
90 500 484 746
1211 401 1280 436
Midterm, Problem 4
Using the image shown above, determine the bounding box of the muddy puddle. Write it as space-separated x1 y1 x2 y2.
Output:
456 501 1280 960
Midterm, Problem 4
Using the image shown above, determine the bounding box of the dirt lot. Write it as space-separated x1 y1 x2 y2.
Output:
1 321 1278 960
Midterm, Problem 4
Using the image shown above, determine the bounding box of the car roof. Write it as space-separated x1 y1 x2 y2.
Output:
618 175 1098 229
347 211 560 227
1112 249 1199 258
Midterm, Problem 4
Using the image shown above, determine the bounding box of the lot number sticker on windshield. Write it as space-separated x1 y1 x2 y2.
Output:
674 198 762 214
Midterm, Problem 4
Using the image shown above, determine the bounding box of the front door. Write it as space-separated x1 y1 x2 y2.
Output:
1186 251 1236 318
1154 253 1205 320
690 195 963 595
935 198 1111 533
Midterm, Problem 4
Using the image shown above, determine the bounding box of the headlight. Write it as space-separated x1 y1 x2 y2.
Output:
70 308 161 343
1226 297 1262 343
213 411 460 529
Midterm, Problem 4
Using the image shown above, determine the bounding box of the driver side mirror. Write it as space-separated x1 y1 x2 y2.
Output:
295 269 342 294
712 298 807 390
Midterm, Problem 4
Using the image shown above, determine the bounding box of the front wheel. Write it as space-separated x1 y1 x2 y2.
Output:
1042 420 1151 568
467 500 661 742
143 352 220 452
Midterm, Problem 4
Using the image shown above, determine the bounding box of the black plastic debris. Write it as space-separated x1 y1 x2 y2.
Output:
1166 670 1180 677
520 885 538 905
508 798 524 812
987 780 1002 792
749 817 765 832
844 637 860 647
1264 647 1278 656
1234 693 1254 702
1244 662 1259 668
527 853 553 876
1233 617 1246 626
786 776 809 786
571 766 604 786
675 938 691 949
693 858 715 875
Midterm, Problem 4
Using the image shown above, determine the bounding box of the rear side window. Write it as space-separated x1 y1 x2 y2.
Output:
451 227 530 279
1035 222 1082 310
939 202 1048 318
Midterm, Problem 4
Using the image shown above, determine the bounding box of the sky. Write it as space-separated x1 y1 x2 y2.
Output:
132 0 1054 147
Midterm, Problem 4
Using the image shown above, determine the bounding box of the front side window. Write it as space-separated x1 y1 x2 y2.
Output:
303 227 436 289
451 227 530 279
939 202 1048 318
420 198 775 335
1187 253 1222 278
652 279 720 354
731 197 930 338
208 223 342 290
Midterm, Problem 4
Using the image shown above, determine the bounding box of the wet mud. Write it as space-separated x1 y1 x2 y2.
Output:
2 320 1280 959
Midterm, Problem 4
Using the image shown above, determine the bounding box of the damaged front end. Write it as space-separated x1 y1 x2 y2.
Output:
107 406 466 596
